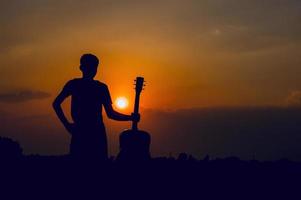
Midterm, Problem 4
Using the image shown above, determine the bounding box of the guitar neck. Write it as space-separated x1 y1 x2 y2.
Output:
132 91 141 131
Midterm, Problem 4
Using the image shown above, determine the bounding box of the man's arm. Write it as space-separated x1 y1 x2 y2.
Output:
102 84 139 122
104 103 139 122
52 85 73 134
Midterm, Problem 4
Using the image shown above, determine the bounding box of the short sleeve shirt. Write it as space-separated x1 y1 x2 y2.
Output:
63 78 112 125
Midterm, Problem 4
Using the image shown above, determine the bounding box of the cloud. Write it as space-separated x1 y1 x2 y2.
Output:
1 0 301 54
104 107 301 161
0 90 51 103
143 107 301 159
285 91 301 106
1 106 301 160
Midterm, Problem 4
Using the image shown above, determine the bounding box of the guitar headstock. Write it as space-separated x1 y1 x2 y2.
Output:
134 77 145 94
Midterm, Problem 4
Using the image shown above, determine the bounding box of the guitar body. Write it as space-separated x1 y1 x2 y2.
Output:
116 77 151 162
117 129 151 161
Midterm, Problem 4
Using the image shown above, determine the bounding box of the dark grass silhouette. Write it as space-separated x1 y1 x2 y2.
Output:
0 146 300 199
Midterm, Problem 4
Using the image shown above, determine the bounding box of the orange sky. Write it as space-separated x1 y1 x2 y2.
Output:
1 0 300 111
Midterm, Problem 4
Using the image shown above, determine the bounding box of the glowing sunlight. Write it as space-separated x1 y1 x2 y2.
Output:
115 97 129 110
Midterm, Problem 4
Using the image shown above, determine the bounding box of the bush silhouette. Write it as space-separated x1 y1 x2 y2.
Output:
0 137 23 159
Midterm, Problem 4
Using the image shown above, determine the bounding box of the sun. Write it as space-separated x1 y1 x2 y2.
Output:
115 97 129 109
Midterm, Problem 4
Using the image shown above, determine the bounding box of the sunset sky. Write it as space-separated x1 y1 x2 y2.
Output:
1 0 301 160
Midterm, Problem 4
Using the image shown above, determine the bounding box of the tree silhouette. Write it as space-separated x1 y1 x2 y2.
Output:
0 137 23 159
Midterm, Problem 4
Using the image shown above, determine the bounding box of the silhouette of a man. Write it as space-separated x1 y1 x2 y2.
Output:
53 54 139 160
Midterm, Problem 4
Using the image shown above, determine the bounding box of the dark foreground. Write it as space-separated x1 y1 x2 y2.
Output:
1 155 301 199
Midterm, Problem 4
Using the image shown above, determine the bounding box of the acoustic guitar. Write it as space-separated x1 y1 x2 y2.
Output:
116 77 151 161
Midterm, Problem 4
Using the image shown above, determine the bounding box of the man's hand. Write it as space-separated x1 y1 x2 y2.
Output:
64 123 76 135
131 113 140 122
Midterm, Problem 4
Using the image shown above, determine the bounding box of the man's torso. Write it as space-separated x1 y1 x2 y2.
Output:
65 78 111 126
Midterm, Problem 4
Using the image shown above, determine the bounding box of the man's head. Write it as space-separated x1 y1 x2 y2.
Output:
79 54 99 79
